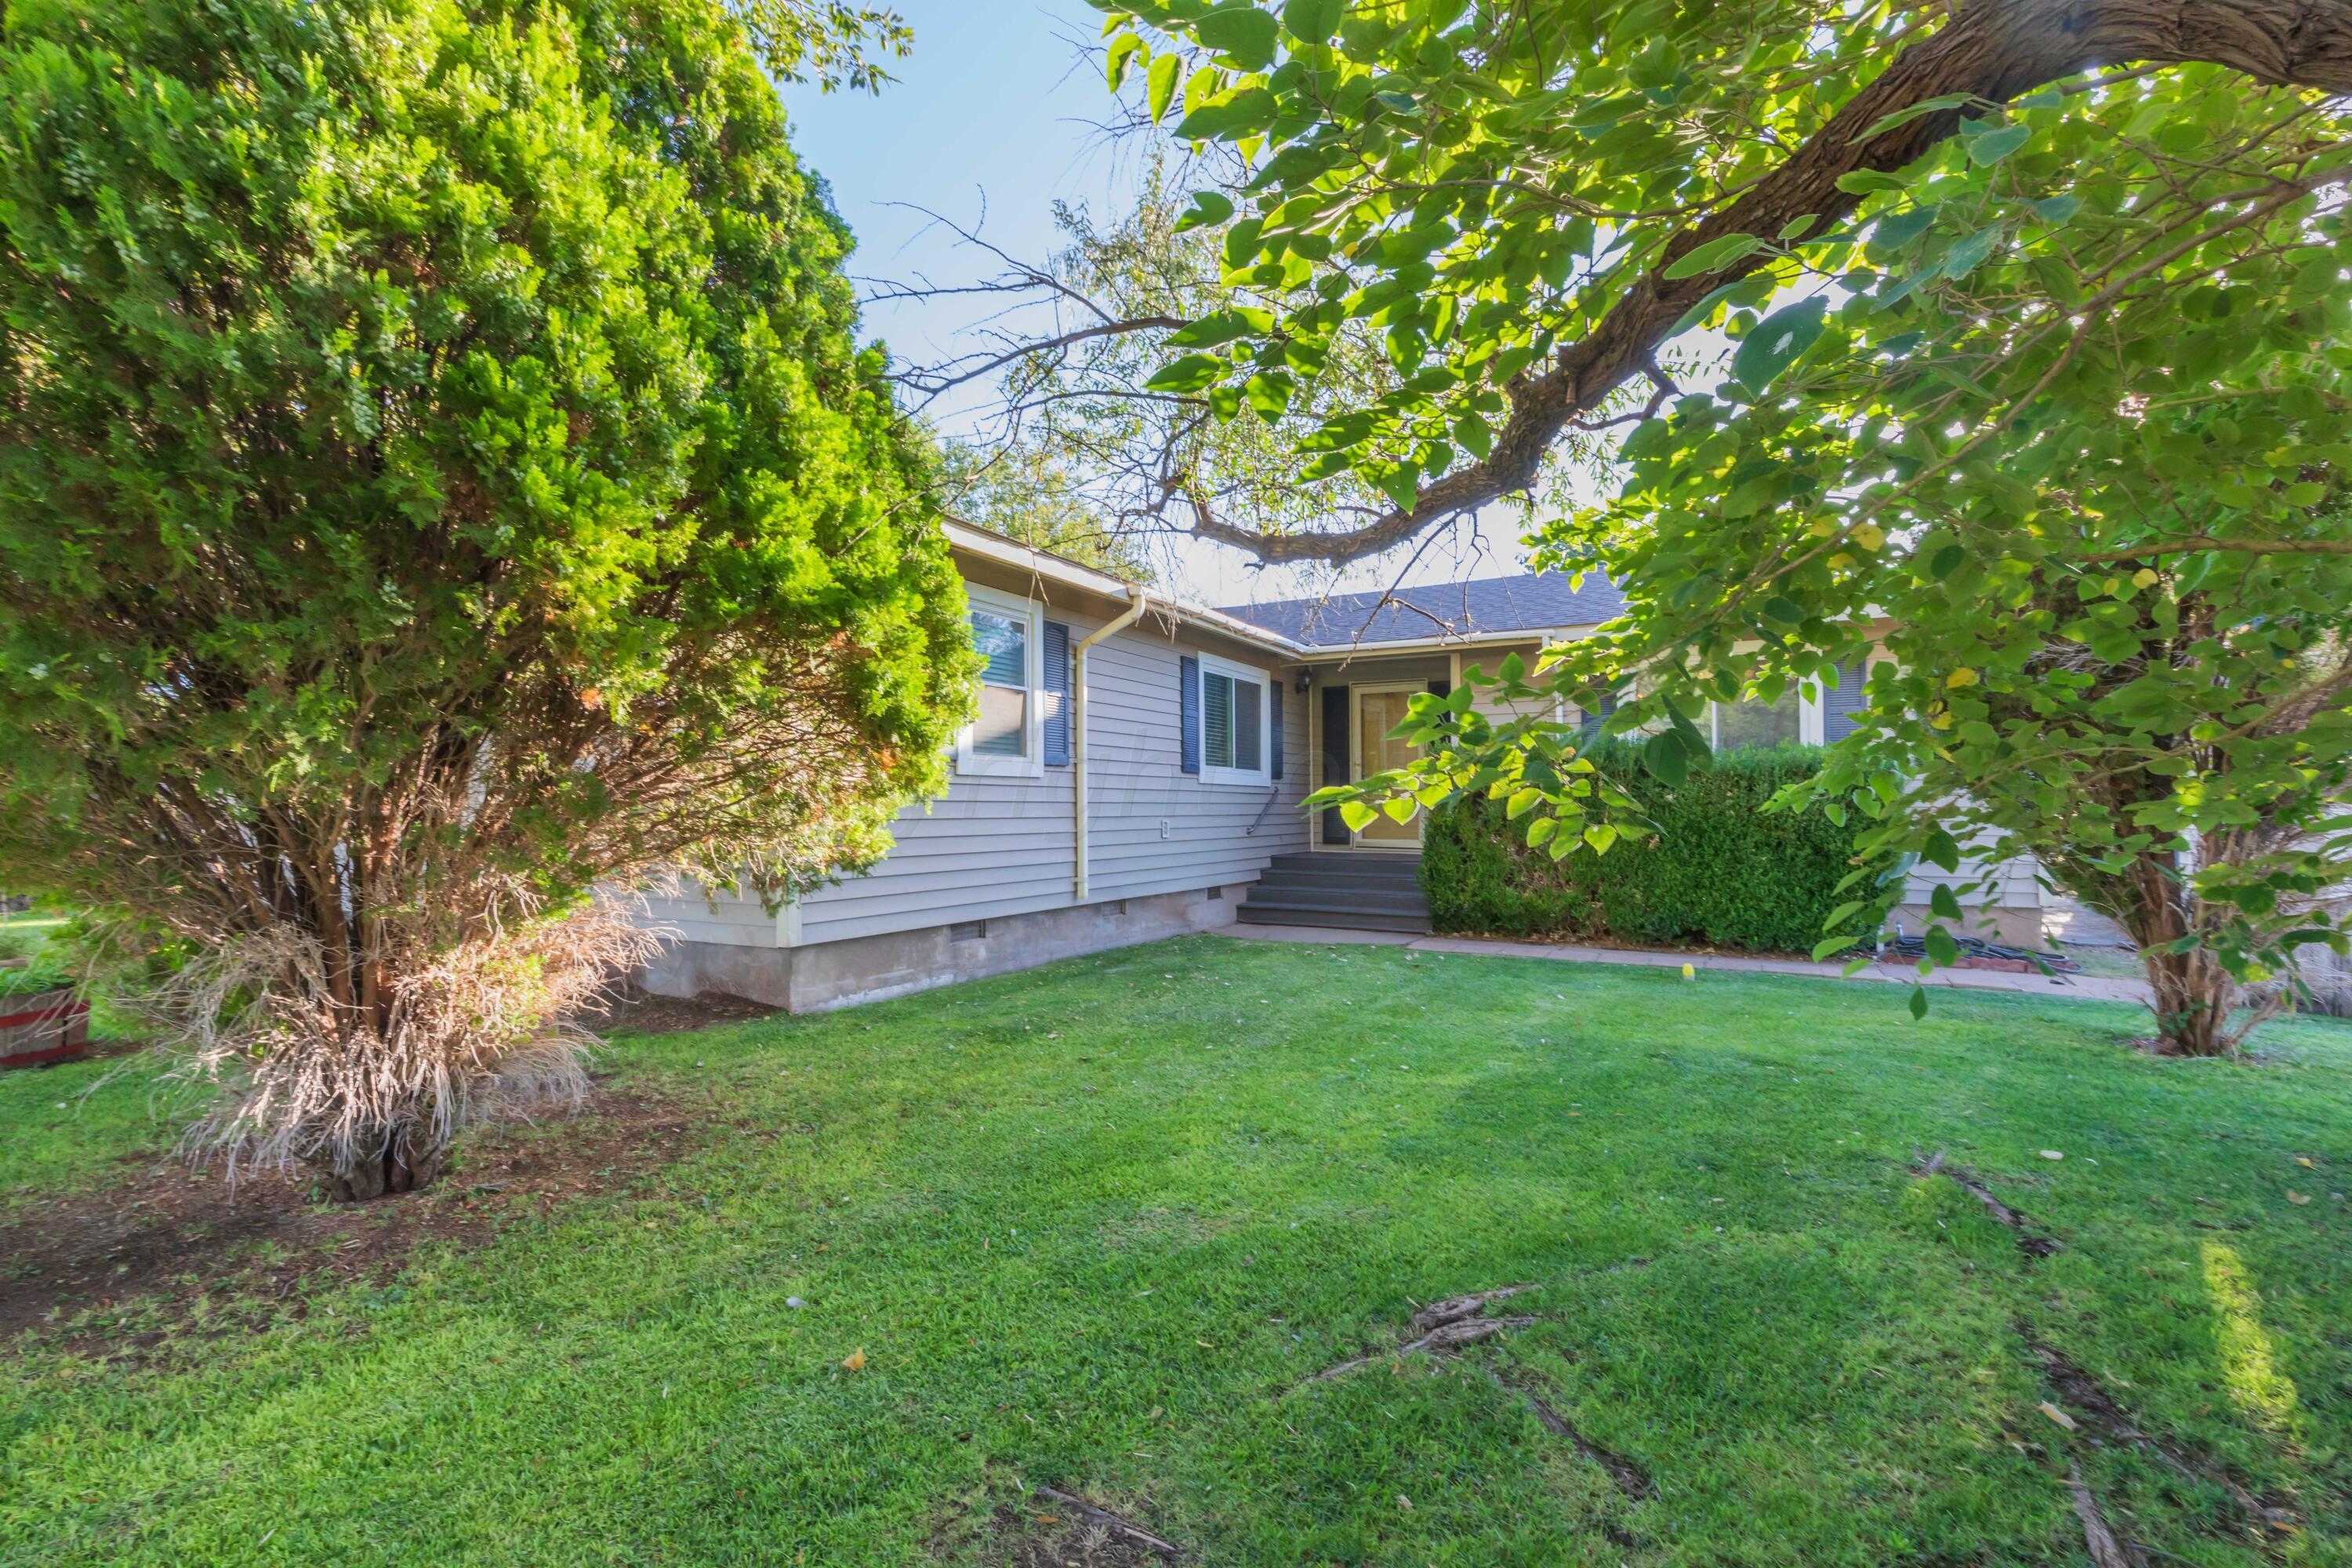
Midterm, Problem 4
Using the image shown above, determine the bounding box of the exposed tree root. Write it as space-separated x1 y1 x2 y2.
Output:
2067 1464 2138 1568
2022 1330 2296 1534
1030 1486 1183 1559
1512 1380 1655 1503
1915 1151 2062 1258
1312 1314 1541 1381
1411 1283 1537 1332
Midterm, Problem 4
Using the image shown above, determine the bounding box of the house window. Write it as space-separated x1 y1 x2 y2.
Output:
1710 686 1802 751
1199 653 1270 786
957 586 1042 776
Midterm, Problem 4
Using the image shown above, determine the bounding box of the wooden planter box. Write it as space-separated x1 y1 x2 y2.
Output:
0 989 89 1068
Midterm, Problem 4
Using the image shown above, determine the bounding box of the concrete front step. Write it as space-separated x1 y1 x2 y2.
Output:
1235 904 1433 934
1257 867 1428 896
1266 852 1422 877
1242 889 1432 917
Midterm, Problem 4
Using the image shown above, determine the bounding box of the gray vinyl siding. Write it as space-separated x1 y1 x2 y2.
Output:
645 878 784 949
783 602 1307 948
1459 643 1557 729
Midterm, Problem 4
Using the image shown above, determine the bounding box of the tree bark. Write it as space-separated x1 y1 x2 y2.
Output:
322 1120 445 1203
2077 848 2238 1054
1194 0 2352 564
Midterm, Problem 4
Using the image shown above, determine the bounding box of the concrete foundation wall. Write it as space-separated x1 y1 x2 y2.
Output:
637 884 1242 1014
1890 902 2042 951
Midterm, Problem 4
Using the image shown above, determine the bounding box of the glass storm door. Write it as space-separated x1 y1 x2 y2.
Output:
1354 688 1422 846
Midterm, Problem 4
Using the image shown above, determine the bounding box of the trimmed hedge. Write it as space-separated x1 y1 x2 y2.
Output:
1420 743 1886 955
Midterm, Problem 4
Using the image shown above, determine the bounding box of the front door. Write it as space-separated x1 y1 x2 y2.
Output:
1353 687 1422 847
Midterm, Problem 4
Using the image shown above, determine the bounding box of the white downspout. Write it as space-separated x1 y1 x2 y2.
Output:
1073 588 1149 902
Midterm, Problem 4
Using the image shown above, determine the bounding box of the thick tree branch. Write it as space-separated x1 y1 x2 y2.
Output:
1191 0 2352 564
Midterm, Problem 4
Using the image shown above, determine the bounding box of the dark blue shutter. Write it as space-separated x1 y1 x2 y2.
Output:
1178 655 1200 775
1319 684 1349 842
1824 658 1866 743
1269 680 1284 781
1042 621 1071 767
1577 689 1617 747
1427 677 1450 699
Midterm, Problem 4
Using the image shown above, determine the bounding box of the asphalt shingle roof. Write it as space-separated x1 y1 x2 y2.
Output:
1217 570 1625 649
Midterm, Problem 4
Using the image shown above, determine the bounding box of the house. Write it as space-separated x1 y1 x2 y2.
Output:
633 521 2042 1012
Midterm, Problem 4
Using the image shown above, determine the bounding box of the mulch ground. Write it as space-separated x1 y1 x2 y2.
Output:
1 989 775 1357
590 985 779 1037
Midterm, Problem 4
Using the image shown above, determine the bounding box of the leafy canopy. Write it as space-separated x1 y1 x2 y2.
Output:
1087 0 2352 1039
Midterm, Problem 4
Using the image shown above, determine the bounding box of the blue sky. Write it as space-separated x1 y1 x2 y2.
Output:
779 2 1542 608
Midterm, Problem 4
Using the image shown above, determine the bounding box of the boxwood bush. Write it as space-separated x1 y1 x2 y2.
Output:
1420 743 1887 955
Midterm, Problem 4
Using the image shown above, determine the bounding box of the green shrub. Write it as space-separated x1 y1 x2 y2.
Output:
0 955 69 999
1421 743 1887 955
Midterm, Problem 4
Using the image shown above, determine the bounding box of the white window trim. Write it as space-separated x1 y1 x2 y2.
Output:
1798 683 1828 746
1197 651 1273 788
956 583 1044 779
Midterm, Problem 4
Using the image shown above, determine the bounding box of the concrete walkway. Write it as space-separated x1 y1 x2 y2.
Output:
1221 922 2154 1007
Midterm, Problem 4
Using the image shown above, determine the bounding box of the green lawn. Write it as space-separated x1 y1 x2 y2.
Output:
4 936 2349 1566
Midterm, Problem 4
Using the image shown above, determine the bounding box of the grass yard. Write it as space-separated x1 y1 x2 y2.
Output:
3 936 2349 1566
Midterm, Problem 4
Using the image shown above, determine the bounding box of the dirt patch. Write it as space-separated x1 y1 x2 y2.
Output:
0 1080 713 1356
949 1497 1180 1567
586 985 779 1036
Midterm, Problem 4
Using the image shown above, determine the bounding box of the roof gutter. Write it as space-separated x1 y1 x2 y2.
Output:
942 520 1308 662
1071 587 1149 903
1294 623 1603 662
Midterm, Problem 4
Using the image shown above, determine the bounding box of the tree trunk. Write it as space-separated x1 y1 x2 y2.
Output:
322 1121 445 1203
2135 941 2234 1055
2074 848 2239 1055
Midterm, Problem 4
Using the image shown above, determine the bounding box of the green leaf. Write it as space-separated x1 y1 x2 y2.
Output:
1662 232 1762 281
1938 226 2001 280
1924 925 1962 967
1174 85 1277 142
1835 169 1909 196
1731 296 1828 394
1196 5 1279 70
1173 191 1235 232
1339 800 1377 831
1907 985 1929 1021
1642 730 1687 786
1922 825 1962 872
1106 33 1145 91
1147 52 1183 124
1813 933 1860 961
1167 307 1269 347
1964 122 2031 165
1930 884 1963 920
1243 371 1293 419
1280 0 1341 42
1381 795 1417 825
1221 216 1266 270
1144 353 1229 393
1853 92 1979 144
1584 822 1619 854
